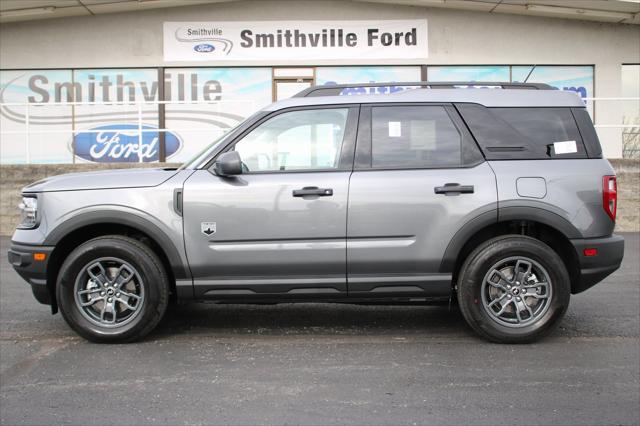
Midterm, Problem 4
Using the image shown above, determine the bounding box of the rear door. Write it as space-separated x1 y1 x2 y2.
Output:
346 103 497 298
183 105 358 299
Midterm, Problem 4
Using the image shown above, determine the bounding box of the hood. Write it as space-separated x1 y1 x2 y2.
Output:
23 168 180 193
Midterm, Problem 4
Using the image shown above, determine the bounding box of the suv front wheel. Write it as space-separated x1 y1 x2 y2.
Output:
457 235 570 343
56 236 169 343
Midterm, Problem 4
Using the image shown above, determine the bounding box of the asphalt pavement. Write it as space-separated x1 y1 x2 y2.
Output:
1 234 638 426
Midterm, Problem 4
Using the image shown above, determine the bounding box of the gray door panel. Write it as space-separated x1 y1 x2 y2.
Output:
346 162 497 294
183 170 350 297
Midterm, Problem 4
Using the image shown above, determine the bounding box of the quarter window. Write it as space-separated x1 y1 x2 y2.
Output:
457 104 588 159
233 108 349 172
490 108 585 155
371 106 461 168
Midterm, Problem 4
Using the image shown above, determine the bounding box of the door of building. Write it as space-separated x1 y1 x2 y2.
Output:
273 68 315 101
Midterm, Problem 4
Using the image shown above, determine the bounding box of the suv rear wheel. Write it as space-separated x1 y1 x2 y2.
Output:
457 235 570 343
56 236 169 343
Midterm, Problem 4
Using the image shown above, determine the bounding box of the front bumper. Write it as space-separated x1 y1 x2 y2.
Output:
7 242 54 305
570 234 624 294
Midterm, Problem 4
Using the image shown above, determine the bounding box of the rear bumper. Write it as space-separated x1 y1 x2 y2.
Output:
7 242 54 305
570 234 624 294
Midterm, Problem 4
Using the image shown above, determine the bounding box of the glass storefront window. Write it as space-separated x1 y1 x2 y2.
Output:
316 66 421 85
72 69 160 163
425 65 594 115
511 65 594 112
164 68 272 163
0 70 73 164
316 66 422 95
427 66 510 82
511 65 593 99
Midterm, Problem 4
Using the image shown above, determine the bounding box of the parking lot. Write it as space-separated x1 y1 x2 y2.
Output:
1 233 638 425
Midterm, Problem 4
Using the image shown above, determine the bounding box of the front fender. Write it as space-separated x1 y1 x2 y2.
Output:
44 206 190 280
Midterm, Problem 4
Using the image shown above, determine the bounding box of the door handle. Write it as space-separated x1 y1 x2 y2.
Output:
434 183 475 195
292 187 333 197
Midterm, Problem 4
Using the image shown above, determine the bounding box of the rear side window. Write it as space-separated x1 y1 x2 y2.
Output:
371 106 461 168
457 104 588 160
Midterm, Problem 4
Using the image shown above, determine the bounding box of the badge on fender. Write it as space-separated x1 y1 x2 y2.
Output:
201 222 216 236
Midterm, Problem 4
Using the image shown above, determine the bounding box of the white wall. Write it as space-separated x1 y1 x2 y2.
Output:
1 0 639 156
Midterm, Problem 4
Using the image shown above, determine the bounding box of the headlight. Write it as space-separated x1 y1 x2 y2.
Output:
18 196 38 229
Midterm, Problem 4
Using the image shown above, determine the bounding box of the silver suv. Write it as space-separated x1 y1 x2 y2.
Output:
8 82 625 343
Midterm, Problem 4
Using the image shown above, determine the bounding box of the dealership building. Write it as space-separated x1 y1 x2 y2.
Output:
0 0 639 165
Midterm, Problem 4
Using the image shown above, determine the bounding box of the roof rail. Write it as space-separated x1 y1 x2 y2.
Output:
294 81 555 97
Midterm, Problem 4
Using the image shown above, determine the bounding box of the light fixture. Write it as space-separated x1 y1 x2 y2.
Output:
525 4 635 21
0 6 55 18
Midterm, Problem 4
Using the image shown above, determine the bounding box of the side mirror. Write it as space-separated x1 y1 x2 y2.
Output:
213 151 243 176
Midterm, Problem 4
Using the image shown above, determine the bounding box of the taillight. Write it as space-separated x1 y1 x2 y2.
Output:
602 175 617 221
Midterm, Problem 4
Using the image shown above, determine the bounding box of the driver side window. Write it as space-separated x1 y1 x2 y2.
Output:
234 108 349 172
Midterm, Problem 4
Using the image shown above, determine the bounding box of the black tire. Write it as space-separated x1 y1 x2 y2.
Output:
56 235 169 343
457 235 570 343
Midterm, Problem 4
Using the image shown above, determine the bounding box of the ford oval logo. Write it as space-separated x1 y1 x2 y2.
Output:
194 43 215 53
73 124 182 163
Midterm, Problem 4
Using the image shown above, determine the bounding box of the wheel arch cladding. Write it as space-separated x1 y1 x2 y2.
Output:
44 211 188 311
441 207 581 293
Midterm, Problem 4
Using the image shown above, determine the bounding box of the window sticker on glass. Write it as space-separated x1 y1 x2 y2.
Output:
388 121 402 137
553 140 577 154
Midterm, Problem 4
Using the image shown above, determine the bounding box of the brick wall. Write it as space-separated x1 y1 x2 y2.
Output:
1 160 638 236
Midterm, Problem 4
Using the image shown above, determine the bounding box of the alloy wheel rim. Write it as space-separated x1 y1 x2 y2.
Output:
480 256 553 328
73 257 145 328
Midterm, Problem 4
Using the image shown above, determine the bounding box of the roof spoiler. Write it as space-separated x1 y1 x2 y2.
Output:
294 81 556 97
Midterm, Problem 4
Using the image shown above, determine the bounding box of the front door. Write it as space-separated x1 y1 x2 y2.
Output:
183 105 358 299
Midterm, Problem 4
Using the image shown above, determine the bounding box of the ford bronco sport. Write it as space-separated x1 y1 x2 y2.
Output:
8 82 625 343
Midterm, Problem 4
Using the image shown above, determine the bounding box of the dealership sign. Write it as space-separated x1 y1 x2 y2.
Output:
163 20 428 62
